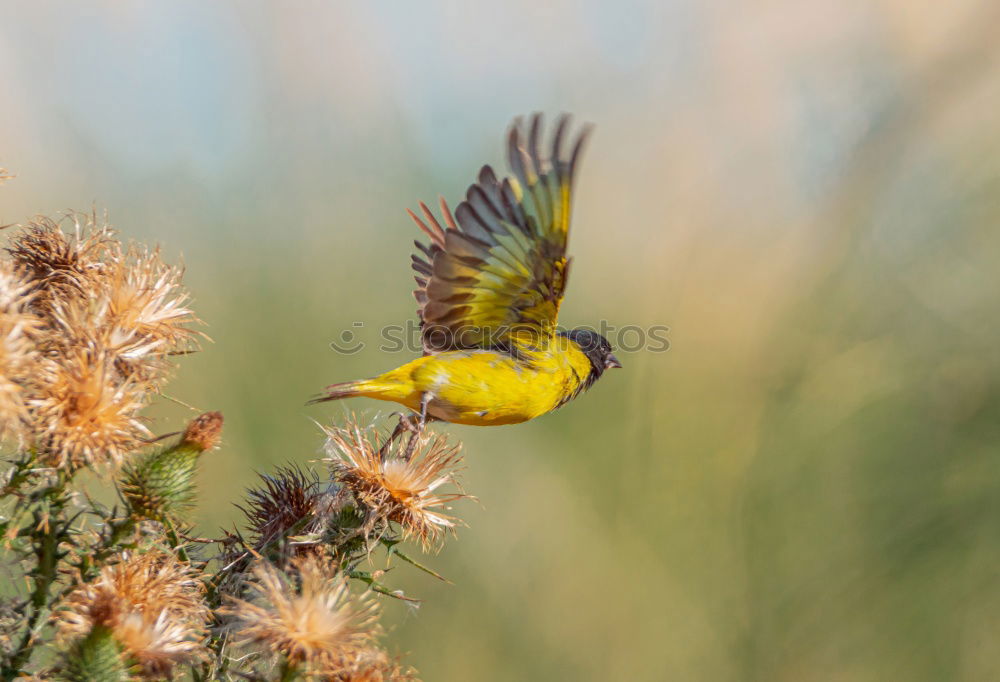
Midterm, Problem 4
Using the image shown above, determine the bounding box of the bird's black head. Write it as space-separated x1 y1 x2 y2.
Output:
561 328 622 380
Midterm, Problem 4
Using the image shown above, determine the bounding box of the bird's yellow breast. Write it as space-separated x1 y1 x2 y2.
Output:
370 339 594 426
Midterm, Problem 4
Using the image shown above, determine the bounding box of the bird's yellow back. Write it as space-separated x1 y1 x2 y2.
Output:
347 337 594 426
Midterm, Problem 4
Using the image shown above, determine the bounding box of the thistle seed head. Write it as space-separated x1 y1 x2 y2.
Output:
29 346 151 471
0 212 203 471
221 557 380 674
0 262 42 443
57 551 209 678
323 420 468 550
6 214 116 315
320 648 419 681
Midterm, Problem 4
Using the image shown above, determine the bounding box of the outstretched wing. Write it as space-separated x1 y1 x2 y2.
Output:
408 113 591 353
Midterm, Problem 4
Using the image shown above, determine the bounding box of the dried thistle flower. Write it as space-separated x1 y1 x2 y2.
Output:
324 421 467 549
57 551 209 679
239 465 329 562
322 648 419 682
34 224 201 385
102 243 198 353
28 346 151 471
2 213 204 470
6 214 115 315
0 262 42 442
79 241 201 384
179 410 223 452
221 557 380 674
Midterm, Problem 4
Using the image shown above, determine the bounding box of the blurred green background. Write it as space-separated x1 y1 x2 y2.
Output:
3 2 1000 679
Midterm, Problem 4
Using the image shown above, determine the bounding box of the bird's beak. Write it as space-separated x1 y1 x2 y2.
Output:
605 354 622 369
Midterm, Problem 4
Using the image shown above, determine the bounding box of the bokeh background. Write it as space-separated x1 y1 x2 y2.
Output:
3 2 1000 680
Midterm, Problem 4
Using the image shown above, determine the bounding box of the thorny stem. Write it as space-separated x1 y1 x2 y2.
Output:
163 517 191 563
277 659 300 682
0 454 40 540
1 453 37 495
199 538 246 681
197 567 236 682
195 629 231 682
2 468 73 680
77 515 138 581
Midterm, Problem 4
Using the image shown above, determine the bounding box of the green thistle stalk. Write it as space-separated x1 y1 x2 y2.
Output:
277 659 301 682
119 412 223 522
59 625 130 682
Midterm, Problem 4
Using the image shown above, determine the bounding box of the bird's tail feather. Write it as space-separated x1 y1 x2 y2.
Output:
307 379 378 405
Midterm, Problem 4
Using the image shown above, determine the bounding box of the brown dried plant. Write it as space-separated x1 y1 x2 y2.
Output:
324 419 468 550
0 262 41 443
220 557 382 677
56 550 210 678
321 649 418 682
29 345 152 470
7 215 117 318
239 465 330 564
0 212 201 471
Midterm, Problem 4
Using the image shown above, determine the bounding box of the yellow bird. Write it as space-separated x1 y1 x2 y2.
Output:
311 113 620 432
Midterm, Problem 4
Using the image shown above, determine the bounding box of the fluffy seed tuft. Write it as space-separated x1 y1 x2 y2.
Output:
0 262 42 442
57 550 209 678
221 557 381 675
0 212 202 470
29 346 150 470
321 649 419 681
324 420 468 549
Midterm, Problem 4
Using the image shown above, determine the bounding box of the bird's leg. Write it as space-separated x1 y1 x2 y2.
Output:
417 392 431 431
402 393 432 461
379 413 418 461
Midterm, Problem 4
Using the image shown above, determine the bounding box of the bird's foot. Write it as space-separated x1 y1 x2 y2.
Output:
401 431 420 461
400 413 422 434
402 394 432 460
379 412 421 460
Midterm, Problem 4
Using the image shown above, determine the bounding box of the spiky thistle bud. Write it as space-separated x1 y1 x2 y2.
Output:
179 410 223 452
59 625 130 682
239 465 330 565
119 412 223 522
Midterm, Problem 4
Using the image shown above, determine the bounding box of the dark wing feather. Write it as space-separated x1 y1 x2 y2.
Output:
408 113 591 353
